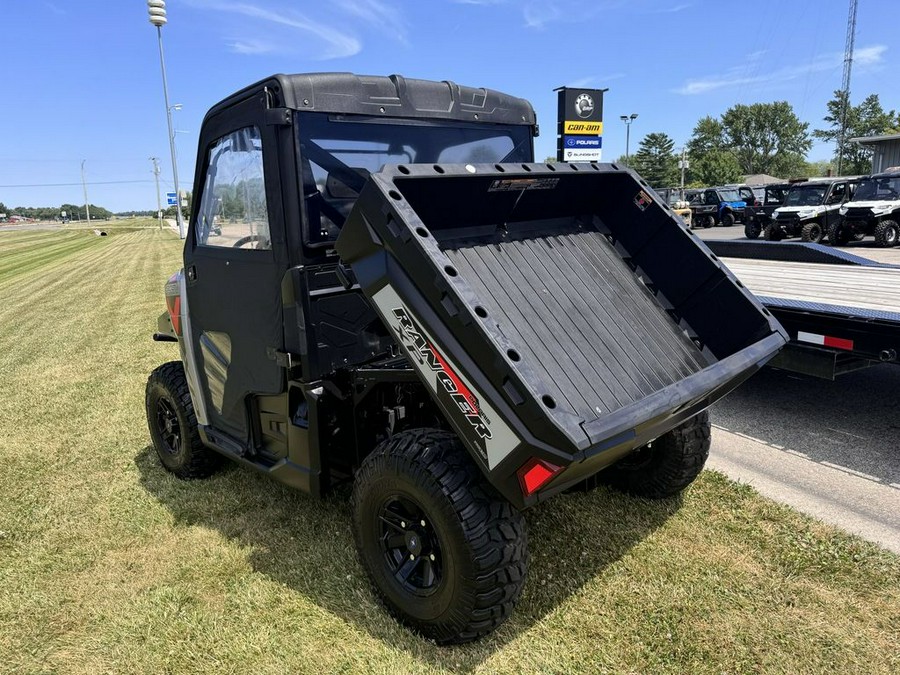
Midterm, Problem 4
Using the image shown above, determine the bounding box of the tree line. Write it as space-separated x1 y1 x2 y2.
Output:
622 90 900 189
0 202 114 221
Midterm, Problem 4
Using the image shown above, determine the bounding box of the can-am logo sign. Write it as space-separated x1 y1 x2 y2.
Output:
574 93 594 118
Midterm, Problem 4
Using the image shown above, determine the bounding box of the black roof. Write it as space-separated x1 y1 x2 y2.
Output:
206 72 536 127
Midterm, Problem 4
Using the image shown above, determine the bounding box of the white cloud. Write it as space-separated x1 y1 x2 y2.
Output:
184 1 361 59
566 73 625 88
335 0 408 44
523 1 561 28
649 3 691 13
674 44 887 95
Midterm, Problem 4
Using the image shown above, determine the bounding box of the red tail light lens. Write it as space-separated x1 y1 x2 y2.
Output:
517 458 563 497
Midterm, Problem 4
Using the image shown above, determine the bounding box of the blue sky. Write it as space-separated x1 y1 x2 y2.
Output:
1 0 896 213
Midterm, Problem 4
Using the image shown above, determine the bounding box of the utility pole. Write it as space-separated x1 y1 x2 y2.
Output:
80 159 92 224
837 0 859 175
679 148 689 201
147 0 186 239
150 157 162 229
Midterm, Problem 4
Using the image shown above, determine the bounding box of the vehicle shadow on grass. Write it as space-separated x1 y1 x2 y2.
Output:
711 363 900 486
135 445 682 672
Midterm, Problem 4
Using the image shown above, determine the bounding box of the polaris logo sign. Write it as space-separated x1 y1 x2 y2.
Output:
564 136 602 148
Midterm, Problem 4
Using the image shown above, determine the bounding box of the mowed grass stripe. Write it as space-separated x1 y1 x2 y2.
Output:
0 231 109 285
0 227 898 674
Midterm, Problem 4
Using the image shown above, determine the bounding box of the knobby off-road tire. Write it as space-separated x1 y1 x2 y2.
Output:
875 219 900 247
763 223 783 241
828 221 851 246
701 214 715 229
351 429 527 644
800 221 824 244
146 361 223 479
720 211 736 227
600 411 711 499
744 220 762 239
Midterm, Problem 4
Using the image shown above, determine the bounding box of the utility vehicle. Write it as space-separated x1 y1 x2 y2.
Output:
145 73 786 644
689 187 747 228
831 170 900 247
765 178 856 243
743 183 789 239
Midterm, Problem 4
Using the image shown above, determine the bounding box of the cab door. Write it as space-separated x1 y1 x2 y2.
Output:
825 182 847 229
183 96 289 443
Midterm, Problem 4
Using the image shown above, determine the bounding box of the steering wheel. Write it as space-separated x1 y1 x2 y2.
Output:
232 234 270 249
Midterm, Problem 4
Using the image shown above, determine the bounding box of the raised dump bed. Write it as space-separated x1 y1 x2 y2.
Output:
336 162 787 499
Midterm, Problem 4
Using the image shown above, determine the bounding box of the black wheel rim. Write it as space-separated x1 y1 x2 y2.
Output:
378 496 443 596
810 224 822 240
155 398 182 456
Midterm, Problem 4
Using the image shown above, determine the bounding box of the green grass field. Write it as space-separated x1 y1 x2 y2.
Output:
0 227 898 673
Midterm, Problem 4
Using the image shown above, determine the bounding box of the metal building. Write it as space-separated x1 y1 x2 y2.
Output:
849 133 900 173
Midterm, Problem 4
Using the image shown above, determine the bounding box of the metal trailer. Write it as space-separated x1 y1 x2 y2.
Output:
707 240 900 379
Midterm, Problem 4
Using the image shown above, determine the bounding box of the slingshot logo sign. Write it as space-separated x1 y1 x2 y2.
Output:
574 93 594 119
392 308 492 444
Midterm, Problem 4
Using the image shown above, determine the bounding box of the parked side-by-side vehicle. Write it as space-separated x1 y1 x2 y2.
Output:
831 170 900 248
689 187 747 228
144 72 786 644
765 178 857 243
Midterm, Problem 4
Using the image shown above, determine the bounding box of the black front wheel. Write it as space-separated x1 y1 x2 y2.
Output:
875 219 900 247
146 361 223 479
720 211 735 227
351 429 527 644
800 221 824 244
764 223 783 241
599 411 711 499
828 222 851 246
744 221 762 239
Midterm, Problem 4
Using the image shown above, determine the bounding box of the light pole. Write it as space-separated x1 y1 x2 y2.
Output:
80 160 91 224
150 156 162 229
147 0 185 239
619 113 638 163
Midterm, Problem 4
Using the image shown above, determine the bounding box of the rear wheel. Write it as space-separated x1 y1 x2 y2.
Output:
600 412 711 499
146 361 223 479
351 429 527 644
744 220 762 239
800 221 824 244
700 214 714 228
764 223 783 241
875 219 900 247
828 222 851 246
721 211 735 227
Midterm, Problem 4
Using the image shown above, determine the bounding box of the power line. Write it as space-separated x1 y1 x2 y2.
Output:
0 179 154 188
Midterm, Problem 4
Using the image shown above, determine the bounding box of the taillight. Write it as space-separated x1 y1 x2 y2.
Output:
517 458 563 497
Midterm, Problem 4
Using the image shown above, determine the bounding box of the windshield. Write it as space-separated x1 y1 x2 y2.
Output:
852 176 900 202
297 112 533 244
784 185 827 207
718 189 741 202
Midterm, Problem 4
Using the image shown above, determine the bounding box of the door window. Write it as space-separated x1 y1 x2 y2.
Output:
195 127 270 250
828 183 846 204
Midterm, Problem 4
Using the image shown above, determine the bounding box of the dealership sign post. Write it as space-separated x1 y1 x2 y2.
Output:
554 86 607 162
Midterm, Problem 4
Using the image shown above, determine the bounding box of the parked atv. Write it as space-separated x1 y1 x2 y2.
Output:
689 187 747 228
831 171 900 247
765 178 856 243
743 183 789 239
145 72 786 644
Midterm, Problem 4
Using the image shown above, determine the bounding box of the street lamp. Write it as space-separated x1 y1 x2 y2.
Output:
147 0 186 239
619 113 638 162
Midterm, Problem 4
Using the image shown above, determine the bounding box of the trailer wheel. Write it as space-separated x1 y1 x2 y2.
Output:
875 219 899 247
600 411 711 499
721 211 735 227
828 222 851 246
351 429 527 644
744 221 762 239
800 221 824 244
146 361 223 479
763 223 783 241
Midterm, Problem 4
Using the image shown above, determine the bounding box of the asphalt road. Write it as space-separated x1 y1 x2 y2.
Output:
697 225 900 554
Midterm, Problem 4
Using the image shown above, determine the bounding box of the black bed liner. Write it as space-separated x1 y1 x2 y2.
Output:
336 162 787 505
